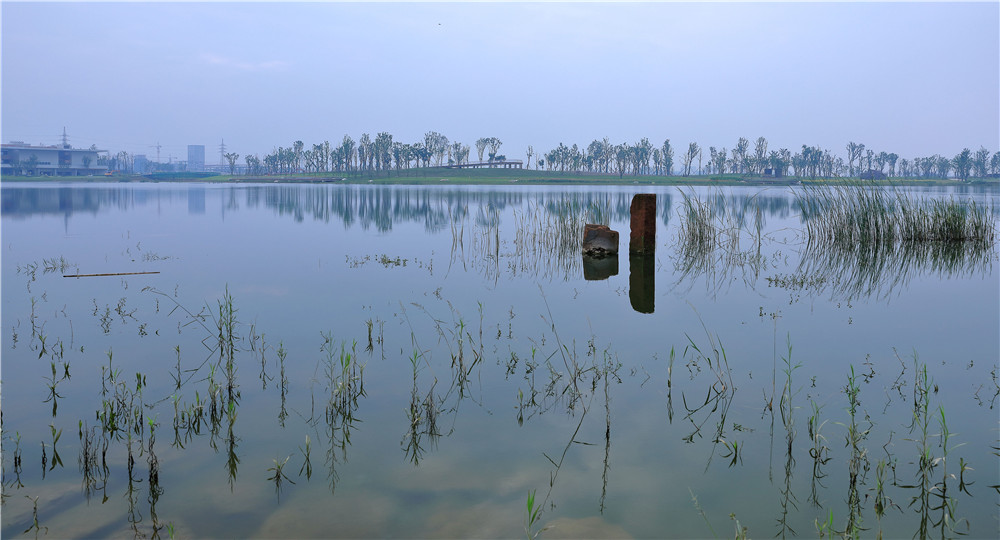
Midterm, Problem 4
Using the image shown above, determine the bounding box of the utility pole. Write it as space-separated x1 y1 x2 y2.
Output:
219 139 227 167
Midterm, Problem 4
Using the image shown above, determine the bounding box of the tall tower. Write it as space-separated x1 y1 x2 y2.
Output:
219 139 227 167
61 127 70 149
188 145 206 172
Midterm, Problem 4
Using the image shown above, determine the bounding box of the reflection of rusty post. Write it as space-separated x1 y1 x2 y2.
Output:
630 194 656 254
629 254 655 314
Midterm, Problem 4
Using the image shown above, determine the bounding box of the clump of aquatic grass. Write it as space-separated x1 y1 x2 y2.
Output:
899 357 973 537
321 334 364 487
41 256 74 274
525 489 547 539
839 366 871 537
807 399 831 508
402 350 441 465
322 333 365 420
277 342 288 426
674 190 770 294
678 191 718 253
267 455 295 498
509 199 611 279
45 424 63 472
146 417 163 517
213 286 240 407
798 184 996 245
22 495 48 536
899 197 995 243
797 186 996 300
776 338 800 538
680 313 737 460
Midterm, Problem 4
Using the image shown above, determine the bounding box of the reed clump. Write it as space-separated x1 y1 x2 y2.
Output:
674 190 768 294
678 191 718 253
511 199 611 278
798 184 996 246
797 185 996 299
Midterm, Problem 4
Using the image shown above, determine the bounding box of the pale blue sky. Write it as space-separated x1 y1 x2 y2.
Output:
2 1 997 163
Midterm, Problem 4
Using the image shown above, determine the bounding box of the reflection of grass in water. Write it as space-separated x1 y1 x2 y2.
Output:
797 231 995 300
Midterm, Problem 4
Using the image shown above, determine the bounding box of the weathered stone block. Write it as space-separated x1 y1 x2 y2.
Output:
582 224 619 257
629 194 656 254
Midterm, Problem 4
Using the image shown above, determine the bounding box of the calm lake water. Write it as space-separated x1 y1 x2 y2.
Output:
2 182 998 538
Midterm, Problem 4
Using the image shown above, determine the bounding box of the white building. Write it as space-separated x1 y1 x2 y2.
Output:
1 141 108 176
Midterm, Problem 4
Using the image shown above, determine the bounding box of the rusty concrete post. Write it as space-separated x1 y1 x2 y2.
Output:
629 194 656 254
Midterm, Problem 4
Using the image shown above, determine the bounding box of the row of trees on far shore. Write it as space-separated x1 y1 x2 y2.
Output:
104 132 1000 180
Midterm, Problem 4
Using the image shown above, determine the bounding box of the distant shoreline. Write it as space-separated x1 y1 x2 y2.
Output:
2 170 997 188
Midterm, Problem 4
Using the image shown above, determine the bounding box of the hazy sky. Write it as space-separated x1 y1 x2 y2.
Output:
2 1 998 164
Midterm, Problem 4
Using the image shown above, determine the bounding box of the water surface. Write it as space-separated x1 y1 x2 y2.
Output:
2 182 998 538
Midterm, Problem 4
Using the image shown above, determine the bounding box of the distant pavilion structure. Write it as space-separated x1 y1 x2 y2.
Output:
446 159 523 169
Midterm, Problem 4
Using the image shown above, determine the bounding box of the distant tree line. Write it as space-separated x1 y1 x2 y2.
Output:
538 137 999 180
239 132 485 177
100 132 1000 180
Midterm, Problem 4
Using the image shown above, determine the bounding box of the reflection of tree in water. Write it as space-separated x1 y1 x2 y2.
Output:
8 184 997 228
242 185 531 232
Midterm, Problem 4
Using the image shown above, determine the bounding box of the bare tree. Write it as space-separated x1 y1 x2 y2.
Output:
734 137 749 174
846 142 864 177
661 139 674 175
971 147 990 178
224 152 240 175
753 136 768 175
710 147 727 174
475 138 488 162
292 140 304 172
952 148 972 180
682 142 699 176
486 137 502 164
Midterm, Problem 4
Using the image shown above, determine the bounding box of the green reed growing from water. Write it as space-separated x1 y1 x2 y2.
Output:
796 185 996 300
798 184 995 245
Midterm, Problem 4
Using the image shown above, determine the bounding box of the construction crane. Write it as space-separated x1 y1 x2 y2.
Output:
149 142 162 165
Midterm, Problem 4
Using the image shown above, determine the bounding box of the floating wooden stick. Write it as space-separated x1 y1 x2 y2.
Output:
63 271 160 278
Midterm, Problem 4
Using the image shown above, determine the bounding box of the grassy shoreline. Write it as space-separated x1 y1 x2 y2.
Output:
2 167 997 187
